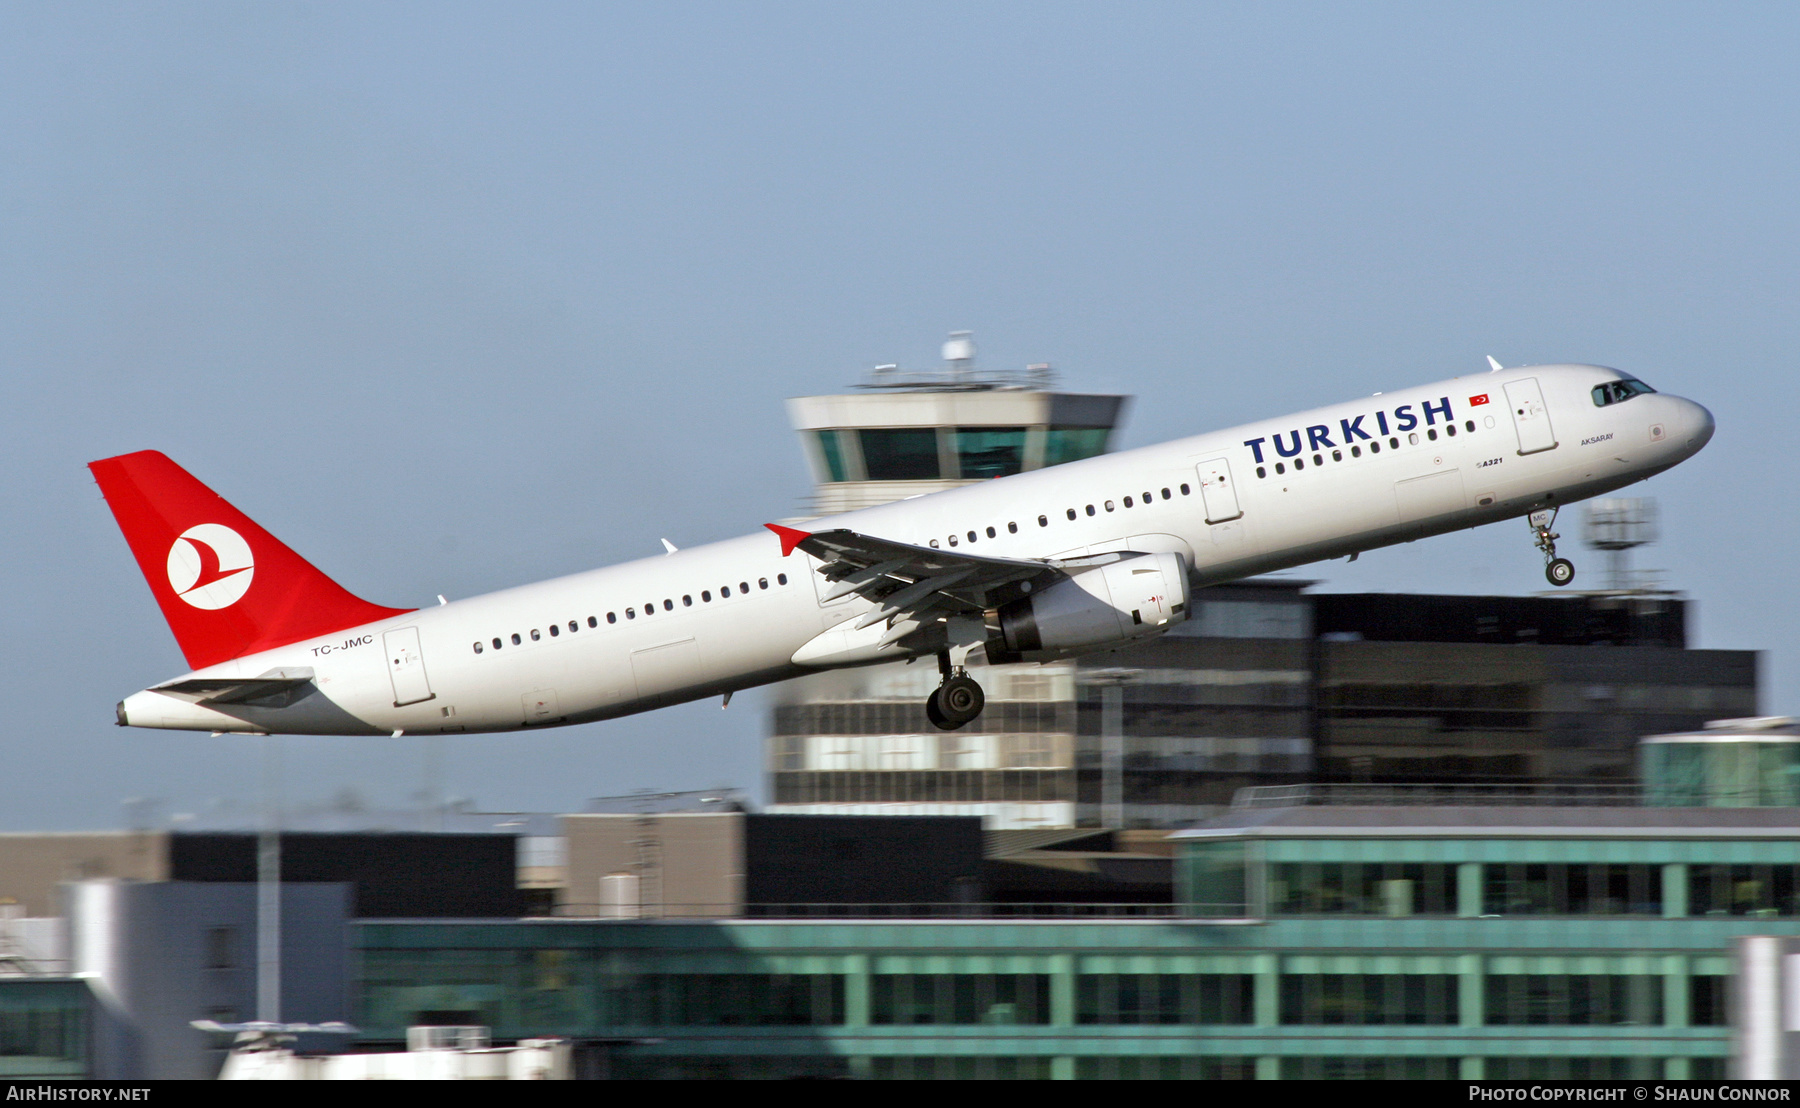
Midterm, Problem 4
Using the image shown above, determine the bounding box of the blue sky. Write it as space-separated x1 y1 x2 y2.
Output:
2 2 1794 828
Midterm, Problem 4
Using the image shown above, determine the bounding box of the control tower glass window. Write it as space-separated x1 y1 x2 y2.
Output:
1043 427 1110 467
859 428 940 480
955 427 1027 479
815 430 849 482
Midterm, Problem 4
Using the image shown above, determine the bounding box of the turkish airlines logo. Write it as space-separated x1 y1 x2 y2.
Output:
166 524 255 610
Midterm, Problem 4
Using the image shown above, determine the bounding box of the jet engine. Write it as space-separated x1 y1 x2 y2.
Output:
995 552 1189 658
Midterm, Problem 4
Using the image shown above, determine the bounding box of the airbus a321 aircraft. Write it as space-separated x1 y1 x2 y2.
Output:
94 362 1712 737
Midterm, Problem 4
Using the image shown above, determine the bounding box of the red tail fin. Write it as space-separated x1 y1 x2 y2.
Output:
88 450 412 670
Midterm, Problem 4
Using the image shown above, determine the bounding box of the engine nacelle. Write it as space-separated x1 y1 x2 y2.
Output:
996 552 1189 658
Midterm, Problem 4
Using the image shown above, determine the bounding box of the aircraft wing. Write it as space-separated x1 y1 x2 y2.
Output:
765 524 1056 632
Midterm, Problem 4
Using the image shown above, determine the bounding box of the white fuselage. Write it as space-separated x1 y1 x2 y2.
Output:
120 364 1714 736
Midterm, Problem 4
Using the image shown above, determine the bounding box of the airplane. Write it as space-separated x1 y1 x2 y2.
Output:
93 362 1713 737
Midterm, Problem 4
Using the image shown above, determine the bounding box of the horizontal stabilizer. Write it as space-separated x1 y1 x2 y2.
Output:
155 668 316 706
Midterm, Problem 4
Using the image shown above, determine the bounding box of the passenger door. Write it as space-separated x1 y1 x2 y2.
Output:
1194 458 1244 524
1503 378 1559 456
382 627 435 707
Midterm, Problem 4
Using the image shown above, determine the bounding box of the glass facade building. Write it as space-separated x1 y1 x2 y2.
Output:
1641 719 1800 808
341 799 1800 1079
772 581 1757 830
0 979 89 1079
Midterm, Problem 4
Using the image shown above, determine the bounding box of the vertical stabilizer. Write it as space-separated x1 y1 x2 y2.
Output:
88 451 412 669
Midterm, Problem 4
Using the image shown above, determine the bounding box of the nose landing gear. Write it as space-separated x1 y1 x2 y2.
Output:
925 650 986 731
1530 508 1576 587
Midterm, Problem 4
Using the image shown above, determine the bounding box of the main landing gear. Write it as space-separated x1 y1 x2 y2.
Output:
1530 508 1576 587
926 650 985 731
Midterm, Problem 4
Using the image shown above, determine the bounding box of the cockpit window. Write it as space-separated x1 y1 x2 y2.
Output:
1592 378 1656 406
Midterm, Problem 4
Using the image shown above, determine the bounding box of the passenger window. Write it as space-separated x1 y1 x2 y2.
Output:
721 586 731 597
1408 433 1419 445
1085 505 1095 516
643 601 654 615
569 620 579 632
548 624 559 637
1445 424 1456 437
663 599 673 611
1332 450 1342 462
512 633 522 644
1104 500 1114 512
702 591 711 601
1007 522 1017 534
607 612 616 624
986 526 996 538
1143 491 1152 503
1038 515 1048 527
1370 442 1380 453
1465 420 1475 432
929 539 940 548
683 595 692 606
1066 509 1077 520
758 578 768 590
739 582 749 594
1312 453 1323 466
626 608 636 619
1275 463 1285 474
1180 484 1190 495
1390 437 1400 449
1123 496 1133 508
1350 446 1361 458
1428 428 1438 441
473 642 483 654
530 629 541 641
778 574 788 585
1161 488 1171 499
588 616 598 627
1295 458 1305 470
967 531 977 543
948 534 958 546
1256 466 1267 478
493 637 503 649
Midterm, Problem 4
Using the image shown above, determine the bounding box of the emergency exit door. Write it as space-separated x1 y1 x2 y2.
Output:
1503 377 1559 456
1195 458 1244 523
383 627 435 707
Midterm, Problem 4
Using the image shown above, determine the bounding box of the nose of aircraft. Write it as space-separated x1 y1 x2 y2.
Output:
1677 397 1715 451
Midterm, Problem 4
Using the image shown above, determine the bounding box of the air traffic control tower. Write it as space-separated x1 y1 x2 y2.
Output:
769 334 1126 828
788 334 1124 515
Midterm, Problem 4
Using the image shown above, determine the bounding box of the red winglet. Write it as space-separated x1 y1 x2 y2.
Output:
764 523 810 557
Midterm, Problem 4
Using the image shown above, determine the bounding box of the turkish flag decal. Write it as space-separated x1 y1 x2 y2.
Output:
1469 394 1490 406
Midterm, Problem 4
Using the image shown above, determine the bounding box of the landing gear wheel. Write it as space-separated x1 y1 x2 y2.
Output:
925 675 986 731
939 675 984 721
1528 508 1574 588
